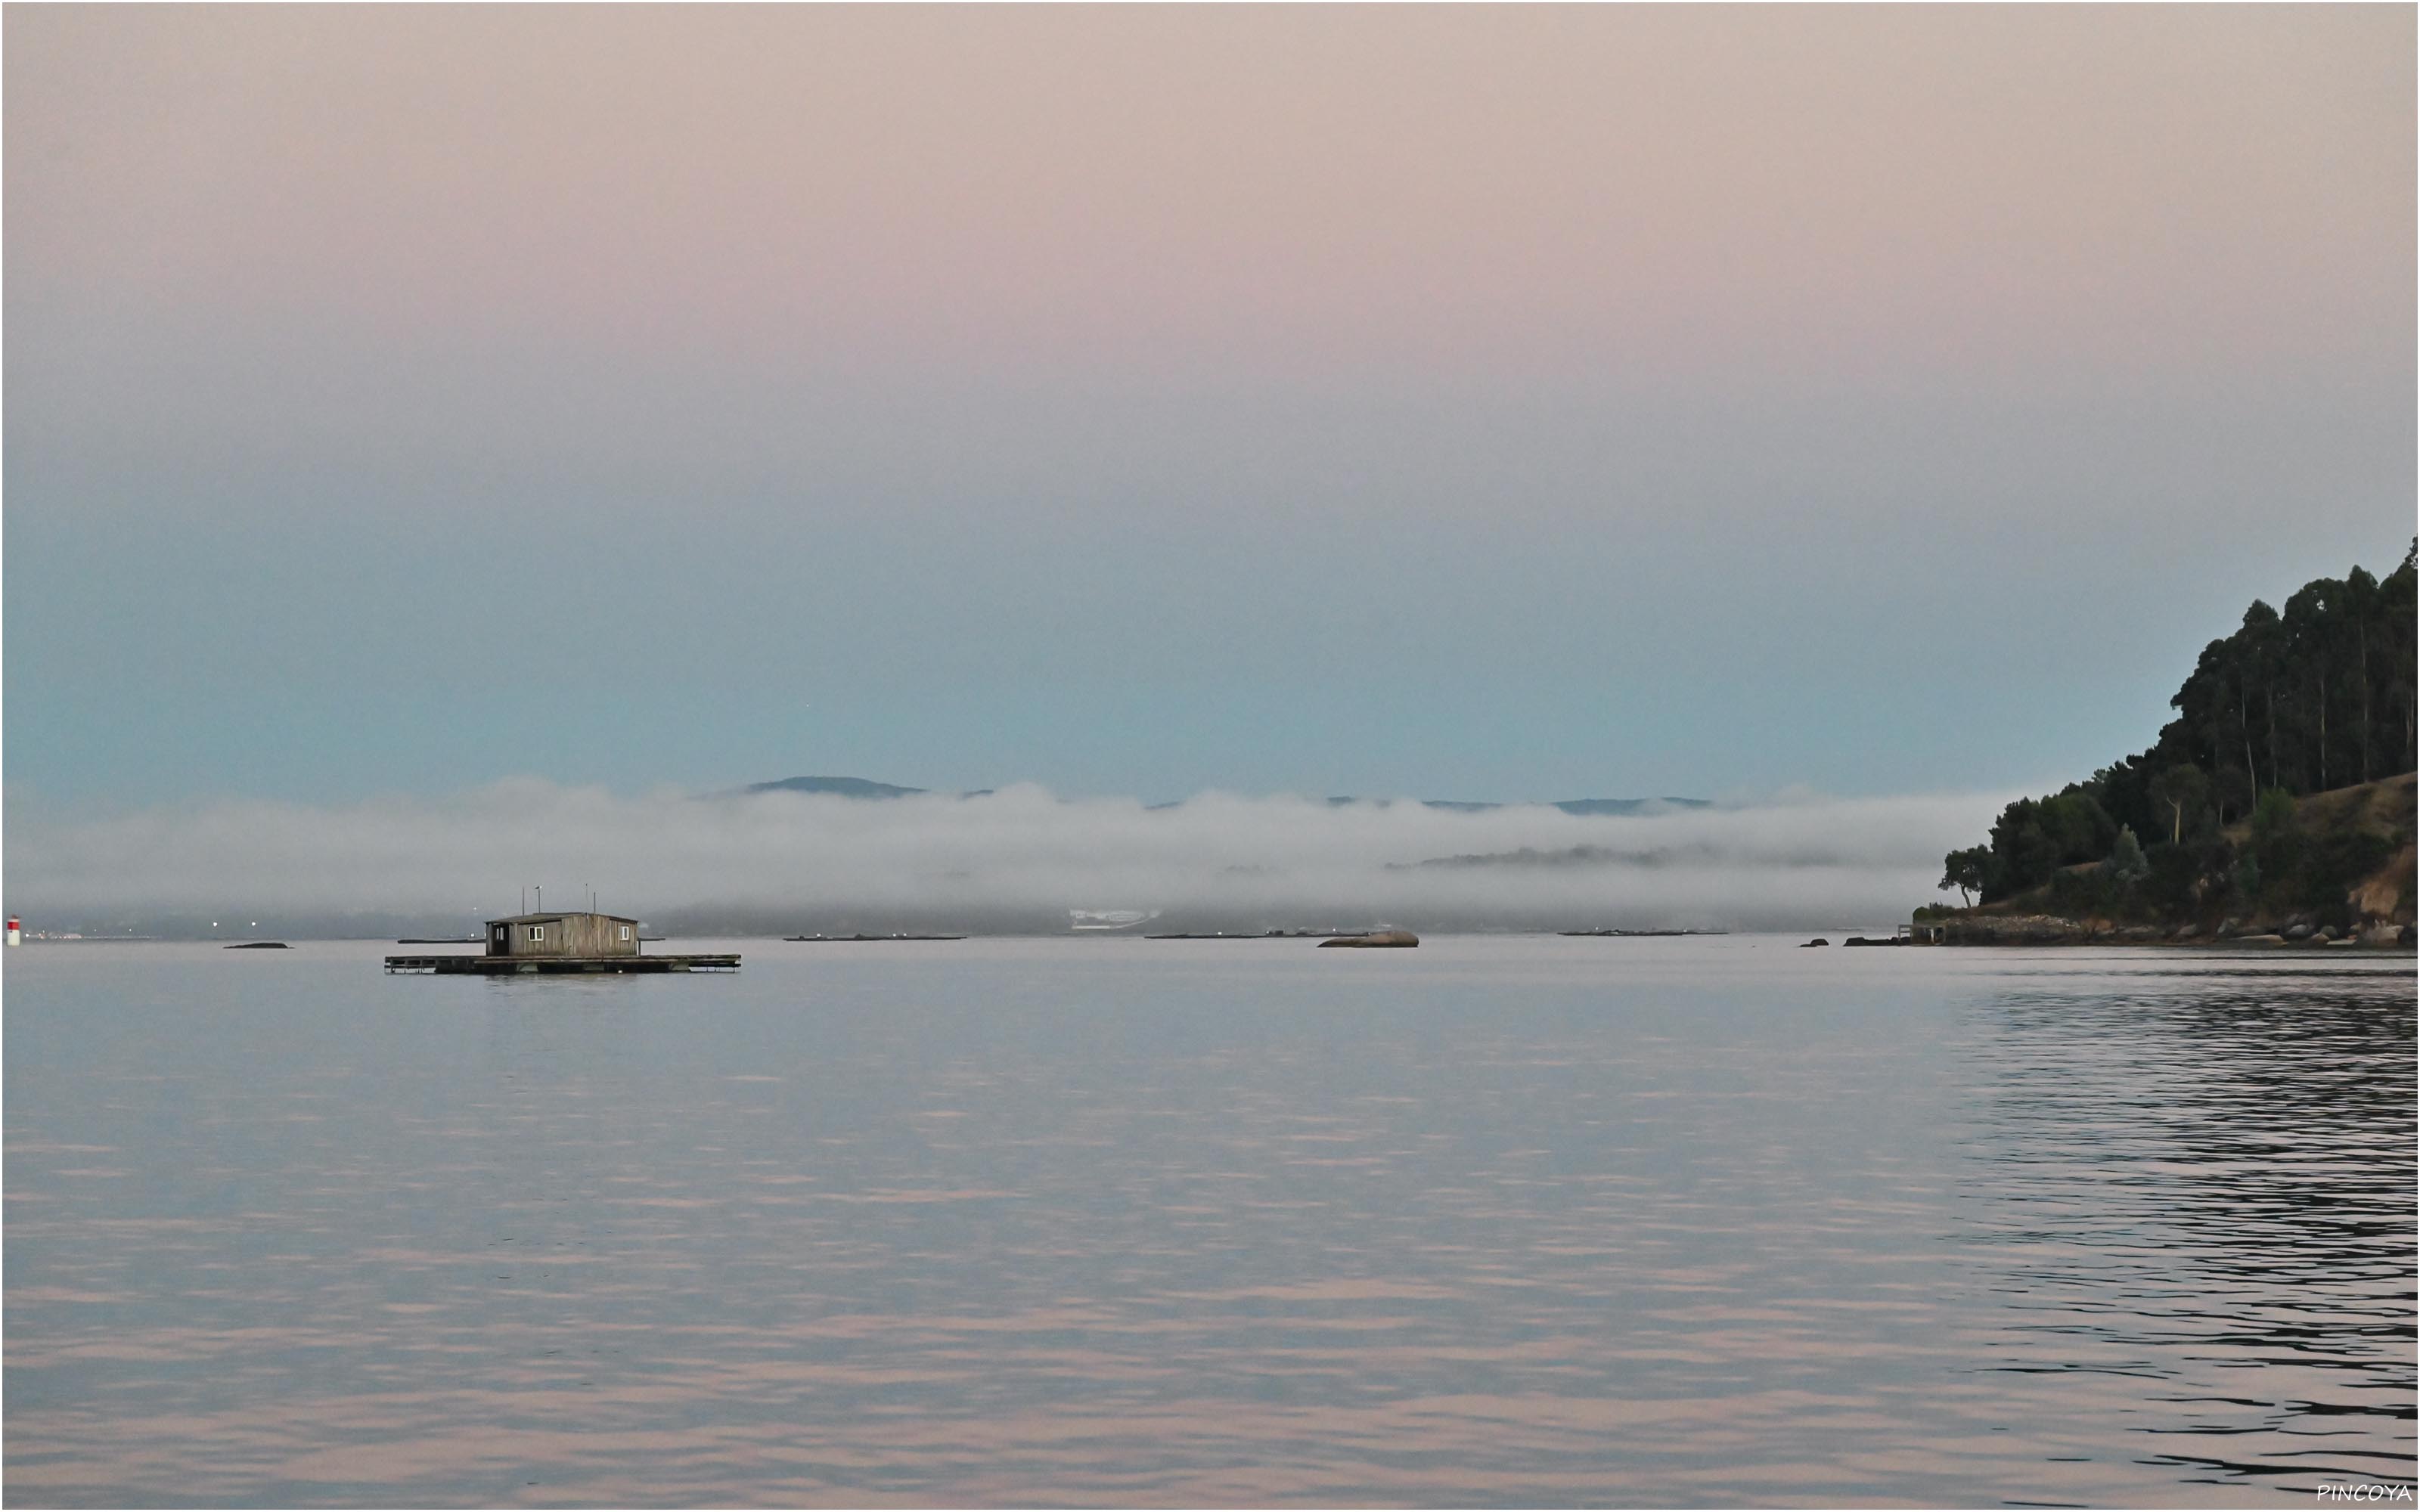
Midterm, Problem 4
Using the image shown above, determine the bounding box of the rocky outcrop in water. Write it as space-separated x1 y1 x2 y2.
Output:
1318 930 1419 949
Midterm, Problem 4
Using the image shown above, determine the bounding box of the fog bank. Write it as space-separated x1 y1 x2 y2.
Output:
5 782 2015 936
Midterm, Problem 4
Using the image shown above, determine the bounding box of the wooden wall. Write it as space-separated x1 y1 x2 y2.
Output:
487 914 640 958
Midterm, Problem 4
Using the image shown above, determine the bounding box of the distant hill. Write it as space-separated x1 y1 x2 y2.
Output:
750 776 1709 813
746 776 929 799
1378 797 1711 816
1546 798 1713 816
1395 842 1727 870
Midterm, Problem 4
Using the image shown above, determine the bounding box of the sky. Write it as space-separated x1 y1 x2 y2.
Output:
6 5 2413 820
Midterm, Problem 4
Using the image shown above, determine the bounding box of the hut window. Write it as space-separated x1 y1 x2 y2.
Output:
619 925 631 940
526 925 544 942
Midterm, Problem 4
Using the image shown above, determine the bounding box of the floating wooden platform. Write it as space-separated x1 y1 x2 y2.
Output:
384 954 740 975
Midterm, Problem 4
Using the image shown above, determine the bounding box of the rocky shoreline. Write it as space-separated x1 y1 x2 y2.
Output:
1922 912 2413 947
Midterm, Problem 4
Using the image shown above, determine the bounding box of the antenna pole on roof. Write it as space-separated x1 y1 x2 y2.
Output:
536 885 542 914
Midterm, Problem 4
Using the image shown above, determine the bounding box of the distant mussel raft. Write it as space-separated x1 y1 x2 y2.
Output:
386 911 737 974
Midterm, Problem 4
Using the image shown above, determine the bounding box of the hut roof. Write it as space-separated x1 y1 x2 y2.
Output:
486 912 640 926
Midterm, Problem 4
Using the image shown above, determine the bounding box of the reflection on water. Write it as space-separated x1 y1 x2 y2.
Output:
5 940 2411 1506
1956 968 2416 1500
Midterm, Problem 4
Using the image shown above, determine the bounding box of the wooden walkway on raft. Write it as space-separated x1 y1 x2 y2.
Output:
384 953 741 975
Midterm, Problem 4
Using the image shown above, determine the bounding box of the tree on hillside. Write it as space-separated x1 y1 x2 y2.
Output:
2040 790 2116 861
2379 541 2417 770
1981 789 2115 901
1940 846 1990 907
2105 826 2150 888
2243 599 2285 794
2282 578 2347 793
2147 764 2212 845
2345 565 2379 785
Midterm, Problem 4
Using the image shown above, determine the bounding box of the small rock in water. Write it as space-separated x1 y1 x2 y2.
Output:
1801 937 1829 947
1318 930 1419 949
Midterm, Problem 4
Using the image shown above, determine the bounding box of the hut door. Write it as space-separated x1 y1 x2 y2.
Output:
492 923 509 954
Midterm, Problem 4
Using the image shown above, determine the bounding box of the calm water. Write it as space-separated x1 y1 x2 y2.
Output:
5 937 2412 1507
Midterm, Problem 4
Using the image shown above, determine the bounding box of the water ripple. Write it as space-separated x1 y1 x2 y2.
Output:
5 939 2411 1505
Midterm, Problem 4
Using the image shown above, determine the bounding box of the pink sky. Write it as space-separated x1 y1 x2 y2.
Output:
6 7 2412 807
11 6 2409 383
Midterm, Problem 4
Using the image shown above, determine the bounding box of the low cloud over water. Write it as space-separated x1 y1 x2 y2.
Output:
8 782 2013 935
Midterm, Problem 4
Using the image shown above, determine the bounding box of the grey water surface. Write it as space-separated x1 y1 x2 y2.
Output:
5 937 2412 1506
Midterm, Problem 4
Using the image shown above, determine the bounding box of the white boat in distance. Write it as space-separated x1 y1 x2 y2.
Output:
1069 909 1161 931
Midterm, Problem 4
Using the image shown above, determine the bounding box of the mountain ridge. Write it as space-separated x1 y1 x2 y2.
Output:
746 776 1711 814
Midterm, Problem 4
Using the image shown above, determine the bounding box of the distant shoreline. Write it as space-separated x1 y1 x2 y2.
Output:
14 931 2408 951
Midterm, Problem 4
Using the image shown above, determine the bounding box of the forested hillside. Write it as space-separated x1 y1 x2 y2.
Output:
1941 544 2416 922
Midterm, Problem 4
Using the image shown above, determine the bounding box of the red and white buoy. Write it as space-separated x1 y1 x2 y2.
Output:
5 916 20 947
